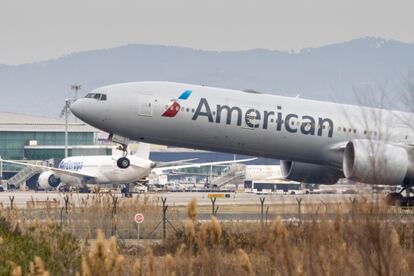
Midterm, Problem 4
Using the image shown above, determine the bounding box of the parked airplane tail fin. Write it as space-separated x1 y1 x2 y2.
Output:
132 143 151 160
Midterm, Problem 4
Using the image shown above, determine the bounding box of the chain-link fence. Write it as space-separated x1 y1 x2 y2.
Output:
1 193 414 241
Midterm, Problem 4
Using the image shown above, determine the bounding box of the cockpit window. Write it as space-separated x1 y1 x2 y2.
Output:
85 93 107 101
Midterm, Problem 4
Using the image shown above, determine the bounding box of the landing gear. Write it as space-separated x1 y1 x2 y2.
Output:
117 157 130 169
116 143 130 169
108 134 131 169
116 144 131 169
386 181 414 206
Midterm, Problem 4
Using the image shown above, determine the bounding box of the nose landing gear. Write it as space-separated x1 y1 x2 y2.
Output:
117 157 131 169
116 143 130 169
108 133 131 169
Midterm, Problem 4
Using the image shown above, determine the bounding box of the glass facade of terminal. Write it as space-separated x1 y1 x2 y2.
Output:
0 131 94 160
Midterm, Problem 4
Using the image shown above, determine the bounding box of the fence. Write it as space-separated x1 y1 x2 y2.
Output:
0 193 413 241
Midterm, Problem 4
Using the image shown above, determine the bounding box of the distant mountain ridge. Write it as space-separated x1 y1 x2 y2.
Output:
1 37 413 117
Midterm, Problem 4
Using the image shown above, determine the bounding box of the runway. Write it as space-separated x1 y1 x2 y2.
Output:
0 190 381 208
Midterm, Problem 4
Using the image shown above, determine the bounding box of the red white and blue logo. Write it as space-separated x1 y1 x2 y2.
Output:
162 90 192 117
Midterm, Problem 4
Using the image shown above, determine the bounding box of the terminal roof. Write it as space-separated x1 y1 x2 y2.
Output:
0 112 97 132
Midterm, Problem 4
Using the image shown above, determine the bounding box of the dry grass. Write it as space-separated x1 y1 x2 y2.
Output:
1 194 414 275
1 193 167 239
160 200 414 275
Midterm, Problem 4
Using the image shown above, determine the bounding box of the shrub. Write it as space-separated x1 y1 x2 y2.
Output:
0 216 80 275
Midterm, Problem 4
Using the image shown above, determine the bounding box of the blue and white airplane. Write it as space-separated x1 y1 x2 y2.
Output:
3 142 255 190
69 81 414 205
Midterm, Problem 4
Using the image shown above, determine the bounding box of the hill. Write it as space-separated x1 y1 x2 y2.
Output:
1 37 413 116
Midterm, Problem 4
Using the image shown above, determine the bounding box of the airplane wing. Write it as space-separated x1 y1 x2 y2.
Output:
152 157 257 174
1 159 97 179
154 158 198 168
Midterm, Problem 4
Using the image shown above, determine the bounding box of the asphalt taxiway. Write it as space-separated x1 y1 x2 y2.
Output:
0 190 380 208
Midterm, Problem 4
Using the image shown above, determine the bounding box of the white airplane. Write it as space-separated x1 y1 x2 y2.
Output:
3 142 256 190
70 81 414 205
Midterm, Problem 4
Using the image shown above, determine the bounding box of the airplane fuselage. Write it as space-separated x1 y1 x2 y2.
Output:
71 82 414 171
56 155 152 185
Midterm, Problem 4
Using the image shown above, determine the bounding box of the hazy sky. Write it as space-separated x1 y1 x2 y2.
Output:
1 0 413 65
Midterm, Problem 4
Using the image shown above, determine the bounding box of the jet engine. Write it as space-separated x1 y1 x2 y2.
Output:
38 171 61 189
343 139 412 185
280 160 342 184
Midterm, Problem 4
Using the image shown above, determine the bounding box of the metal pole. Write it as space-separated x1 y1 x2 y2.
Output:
211 197 217 216
162 197 167 240
260 197 265 226
9 196 14 210
112 196 118 236
64 195 70 214
64 99 69 158
296 198 302 222
137 223 140 243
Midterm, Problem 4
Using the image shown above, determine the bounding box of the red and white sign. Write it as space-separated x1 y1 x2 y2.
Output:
134 213 144 224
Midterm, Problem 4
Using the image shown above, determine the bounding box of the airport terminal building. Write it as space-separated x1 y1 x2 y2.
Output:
0 112 111 179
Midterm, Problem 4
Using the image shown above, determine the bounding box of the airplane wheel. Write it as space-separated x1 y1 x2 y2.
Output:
385 193 403 206
117 157 130 169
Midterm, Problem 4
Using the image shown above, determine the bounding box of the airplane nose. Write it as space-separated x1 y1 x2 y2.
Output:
69 100 82 118
70 99 89 121
69 97 110 128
